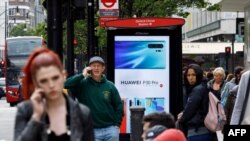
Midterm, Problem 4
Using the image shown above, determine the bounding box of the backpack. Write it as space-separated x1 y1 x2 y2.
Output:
204 91 226 132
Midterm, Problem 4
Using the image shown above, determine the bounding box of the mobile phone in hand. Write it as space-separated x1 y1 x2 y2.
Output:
87 67 92 75
38 90 46 99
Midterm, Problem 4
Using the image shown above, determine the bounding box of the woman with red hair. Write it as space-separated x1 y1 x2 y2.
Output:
13 47 94 141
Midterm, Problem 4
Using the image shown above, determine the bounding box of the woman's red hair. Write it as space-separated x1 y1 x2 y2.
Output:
22 47 63 100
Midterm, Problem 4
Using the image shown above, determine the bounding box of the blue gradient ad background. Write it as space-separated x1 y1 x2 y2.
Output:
115 41 166 69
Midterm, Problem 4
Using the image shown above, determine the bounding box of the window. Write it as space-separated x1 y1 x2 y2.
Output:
8 9 15 16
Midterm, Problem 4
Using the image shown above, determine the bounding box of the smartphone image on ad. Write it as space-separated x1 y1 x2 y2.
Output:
115 41 166 69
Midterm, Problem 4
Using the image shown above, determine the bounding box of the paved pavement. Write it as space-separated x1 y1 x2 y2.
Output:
0 98 17 141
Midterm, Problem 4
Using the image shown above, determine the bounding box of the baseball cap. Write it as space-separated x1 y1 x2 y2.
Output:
145 125 167 141
89 56 105 65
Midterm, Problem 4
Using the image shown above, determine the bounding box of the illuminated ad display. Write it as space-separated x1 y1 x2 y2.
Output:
106 18 184 135
114 36 169 133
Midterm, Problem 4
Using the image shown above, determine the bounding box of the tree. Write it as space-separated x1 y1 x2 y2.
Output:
119 0 220 18
96 0 220 52
33 0 220 60
9 24 34 37
33 22 47 41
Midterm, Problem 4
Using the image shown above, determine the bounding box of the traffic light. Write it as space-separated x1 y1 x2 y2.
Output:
72 0 86 20
0 60 4 68
74 38 78 45
42 0 86 21
225 47 231 57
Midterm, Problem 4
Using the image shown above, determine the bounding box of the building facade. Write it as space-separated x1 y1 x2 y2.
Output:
0 0 46 46
219 0 250 69
182 1 246 72
183 10 244 43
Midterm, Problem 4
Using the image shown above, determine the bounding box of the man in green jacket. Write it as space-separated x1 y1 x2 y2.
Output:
65 56 124 141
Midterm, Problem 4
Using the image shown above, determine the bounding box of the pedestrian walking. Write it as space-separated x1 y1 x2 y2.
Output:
177 64 213 141
141 111 176 141
222 70 245 134
65 56 124 141
207 67 226 100
221 66 243 107
14 47 94 141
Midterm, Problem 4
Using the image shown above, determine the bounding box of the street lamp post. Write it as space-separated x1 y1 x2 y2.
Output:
0 1 9 40
1 3 20 39
47 0 63 61
87 0 95 60
4 1 7 40
232 35 235 73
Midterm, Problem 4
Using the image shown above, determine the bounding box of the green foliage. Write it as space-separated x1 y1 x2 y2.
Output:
95 25 107 53
119 0 220 18
33 22 47 42
97 0 221 50
74 20 88 55
9 24 34 37
17 0 220 59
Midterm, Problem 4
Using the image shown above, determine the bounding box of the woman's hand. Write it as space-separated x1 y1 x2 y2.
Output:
30 89 46 121
177 112 183 121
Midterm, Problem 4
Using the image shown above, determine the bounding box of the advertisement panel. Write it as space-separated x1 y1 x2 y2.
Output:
114 36 169 132
106 19 184 135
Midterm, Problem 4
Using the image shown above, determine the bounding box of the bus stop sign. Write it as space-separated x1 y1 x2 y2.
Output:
101 0 116 8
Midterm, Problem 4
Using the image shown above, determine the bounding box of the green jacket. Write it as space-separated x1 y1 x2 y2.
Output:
64 74 124 128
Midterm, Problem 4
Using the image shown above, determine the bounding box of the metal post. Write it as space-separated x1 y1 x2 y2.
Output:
47 0 63 61
130 106 145 141
66 0 74 77
226 54 229 72
34 5 37 27
94 35 99 55
87 0 95 60
4 1 7 39
232 35 235 73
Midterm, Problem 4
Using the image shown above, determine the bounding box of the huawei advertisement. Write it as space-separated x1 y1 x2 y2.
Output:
114 36 169 132
107 25 183 135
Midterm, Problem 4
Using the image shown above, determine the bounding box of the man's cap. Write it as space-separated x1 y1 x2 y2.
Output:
145 125 167 140
89 56 105 65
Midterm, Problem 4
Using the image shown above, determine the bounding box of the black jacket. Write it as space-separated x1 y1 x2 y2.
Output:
14 95 94 141
180 82 209 130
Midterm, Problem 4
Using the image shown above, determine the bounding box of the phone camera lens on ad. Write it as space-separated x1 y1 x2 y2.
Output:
148 44 163 48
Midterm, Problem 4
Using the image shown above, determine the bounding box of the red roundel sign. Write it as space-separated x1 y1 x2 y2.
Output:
101 0 116 8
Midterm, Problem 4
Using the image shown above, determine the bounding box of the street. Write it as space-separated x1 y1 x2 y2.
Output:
0 98 16 141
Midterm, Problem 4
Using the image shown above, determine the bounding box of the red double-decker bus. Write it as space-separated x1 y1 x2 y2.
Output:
4 36 45 106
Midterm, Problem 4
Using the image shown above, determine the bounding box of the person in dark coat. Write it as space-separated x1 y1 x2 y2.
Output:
224 70 245 128
177 64 213 141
